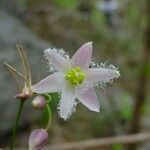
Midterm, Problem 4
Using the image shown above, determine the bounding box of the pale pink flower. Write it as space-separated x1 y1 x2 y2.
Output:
28 129 48 150
32 42 120 120
32 96 47 109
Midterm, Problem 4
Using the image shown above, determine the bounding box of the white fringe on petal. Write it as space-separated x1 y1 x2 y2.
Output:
57 84 77 120
44 48 70 72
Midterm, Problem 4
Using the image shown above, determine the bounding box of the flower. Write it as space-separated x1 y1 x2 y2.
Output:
32 42 120 120
28 129 48 150
32 96 47 109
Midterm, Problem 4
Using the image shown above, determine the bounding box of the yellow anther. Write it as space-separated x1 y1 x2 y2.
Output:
66 67 85 85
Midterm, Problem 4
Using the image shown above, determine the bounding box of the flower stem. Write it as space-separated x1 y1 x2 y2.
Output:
43 93 51 102
45 104 52 131
10 100 25 150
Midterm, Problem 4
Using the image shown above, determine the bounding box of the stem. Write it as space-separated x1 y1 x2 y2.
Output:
48 132 150 149
10 101 25 150
45 104 52 131
5 65 21 92
44 94 51 102
4 62 30 85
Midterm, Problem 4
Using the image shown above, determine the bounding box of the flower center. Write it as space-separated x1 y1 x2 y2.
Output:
66 67 85 85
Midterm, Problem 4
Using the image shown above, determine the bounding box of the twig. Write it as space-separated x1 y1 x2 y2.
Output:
3 62 28 83
16 44 31 88
4 64 21 91
47 132 150 150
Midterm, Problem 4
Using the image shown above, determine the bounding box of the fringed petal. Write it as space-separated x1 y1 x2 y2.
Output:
45 48 71 72
58 83 77 120
86 68 120 83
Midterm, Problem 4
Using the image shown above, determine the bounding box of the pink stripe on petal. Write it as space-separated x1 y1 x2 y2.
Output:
78 87 100 112
71 42 93 69
32 73 63 94
45 49 71 72
86 68 120 83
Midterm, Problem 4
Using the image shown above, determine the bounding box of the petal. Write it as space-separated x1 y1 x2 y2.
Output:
29 129 48 150
32 72 64 94
86 68 120 83
77 87 100 112
71 42 93 69
45 49 71 72
58 83 76 120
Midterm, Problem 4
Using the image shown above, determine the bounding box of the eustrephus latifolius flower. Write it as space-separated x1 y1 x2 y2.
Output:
33 42 120 120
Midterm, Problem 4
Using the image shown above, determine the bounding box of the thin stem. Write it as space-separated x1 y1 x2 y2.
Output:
3 62 29 84
16 44 32 87
5 64 21 92
46 99 51 103
44 94 51 102
10 101 25 150
20 45 32 84
16 44 28 87
45 104 52 132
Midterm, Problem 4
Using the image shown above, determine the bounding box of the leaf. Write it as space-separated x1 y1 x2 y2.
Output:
53 0 78 10
113 144 125 150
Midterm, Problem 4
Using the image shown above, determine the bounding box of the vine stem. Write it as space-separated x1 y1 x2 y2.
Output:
45 104 52 132
10 100 25 150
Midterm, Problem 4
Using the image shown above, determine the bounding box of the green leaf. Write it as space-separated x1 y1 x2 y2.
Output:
144 63 150 76
120 94 132 121
113 144 125 150
53 0 78 10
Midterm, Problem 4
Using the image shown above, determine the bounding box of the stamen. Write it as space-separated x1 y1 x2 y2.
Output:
66 67 85 85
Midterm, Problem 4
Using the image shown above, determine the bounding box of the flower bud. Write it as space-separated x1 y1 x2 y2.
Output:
32 96 47 109
29 129 48 150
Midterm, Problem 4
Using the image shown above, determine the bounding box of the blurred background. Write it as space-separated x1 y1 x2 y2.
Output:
0 0 150 149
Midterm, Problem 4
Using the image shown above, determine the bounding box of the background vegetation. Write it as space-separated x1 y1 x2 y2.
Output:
0 0 149 149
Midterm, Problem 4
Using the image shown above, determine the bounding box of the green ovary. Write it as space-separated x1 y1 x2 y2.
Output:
66 67 86 85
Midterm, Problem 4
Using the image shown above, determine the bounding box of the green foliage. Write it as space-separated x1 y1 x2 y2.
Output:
113 144 125 150
17 0 42 8
125 2 140 26
144 64 150 76
120 93 132 121
53 0 78 10
90 113 116 137
40 106 49 126
49 93 60 110
91 10 105 27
